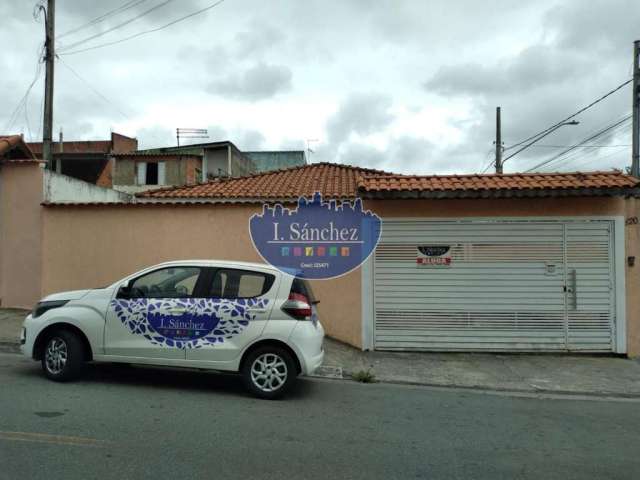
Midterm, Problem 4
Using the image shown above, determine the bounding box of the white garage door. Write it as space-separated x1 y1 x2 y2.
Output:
373 219 617 352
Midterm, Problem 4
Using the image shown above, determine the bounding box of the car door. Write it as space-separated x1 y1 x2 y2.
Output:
104 265 205 360
185 267 279 364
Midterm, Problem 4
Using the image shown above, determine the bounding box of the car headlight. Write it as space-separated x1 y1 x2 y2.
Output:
32 300 69 318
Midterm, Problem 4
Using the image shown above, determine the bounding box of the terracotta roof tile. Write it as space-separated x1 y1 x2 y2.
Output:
138 164 639 202
0 135 36 159
358 171 639 197
139 162 396 200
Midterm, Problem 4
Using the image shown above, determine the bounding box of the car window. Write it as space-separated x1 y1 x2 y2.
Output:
129 267 201 298
209 269 275 299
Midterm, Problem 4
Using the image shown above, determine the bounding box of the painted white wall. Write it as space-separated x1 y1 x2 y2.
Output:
43 170 133 204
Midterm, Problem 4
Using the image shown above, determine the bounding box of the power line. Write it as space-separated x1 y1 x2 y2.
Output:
504 78 633 151
60 0 226 56
57 0 149 40
537 118 631 172
58 57 132 120
57 58 172 146
538 117 632 171
525 144 632 148
525 115 632 172
3 47 45 134
57 0 174 53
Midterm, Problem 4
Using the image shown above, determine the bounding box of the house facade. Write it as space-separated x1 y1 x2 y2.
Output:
1 153 639 356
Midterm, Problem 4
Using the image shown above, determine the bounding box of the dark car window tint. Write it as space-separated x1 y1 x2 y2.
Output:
130 267 201 298
209 269 275 299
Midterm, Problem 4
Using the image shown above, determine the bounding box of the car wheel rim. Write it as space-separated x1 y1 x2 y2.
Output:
250 353 288 392
45 337 68 375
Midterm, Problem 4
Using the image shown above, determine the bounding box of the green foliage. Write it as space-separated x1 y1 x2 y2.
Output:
352 369 376 383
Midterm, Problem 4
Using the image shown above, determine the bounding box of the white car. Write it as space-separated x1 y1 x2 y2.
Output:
20 260 325 399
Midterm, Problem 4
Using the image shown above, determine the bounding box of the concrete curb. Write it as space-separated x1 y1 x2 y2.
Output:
357 377 640 400
2 339 638 399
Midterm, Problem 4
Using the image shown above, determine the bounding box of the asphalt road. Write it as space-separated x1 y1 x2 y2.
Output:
1 353 639 480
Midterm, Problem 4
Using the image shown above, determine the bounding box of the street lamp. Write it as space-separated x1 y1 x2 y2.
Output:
502 120 580 165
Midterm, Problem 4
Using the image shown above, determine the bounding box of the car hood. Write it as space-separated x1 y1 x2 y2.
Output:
41 289 93 302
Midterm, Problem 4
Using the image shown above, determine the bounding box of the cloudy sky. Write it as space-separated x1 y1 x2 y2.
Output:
1 0 638 174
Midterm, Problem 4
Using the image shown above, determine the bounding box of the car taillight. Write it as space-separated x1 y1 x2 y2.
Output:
282 292 312 320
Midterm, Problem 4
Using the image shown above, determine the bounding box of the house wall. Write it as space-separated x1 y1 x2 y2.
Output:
40 204 361 347
230 148 256 177
625 197 640 358
112 157 136 185
0 162 43 308
43 170 131 203
204 148 229 178
113 156 202 187
111 133 138 153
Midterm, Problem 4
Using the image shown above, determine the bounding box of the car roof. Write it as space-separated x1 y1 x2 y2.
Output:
150 259 280 272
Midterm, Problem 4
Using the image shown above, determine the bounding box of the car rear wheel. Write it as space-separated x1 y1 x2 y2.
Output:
242 346 297 399
41 330 85 382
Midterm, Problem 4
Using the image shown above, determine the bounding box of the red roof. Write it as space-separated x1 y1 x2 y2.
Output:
137 164 639 202
138 162 395 199
359 171 639 197
0 135 37 160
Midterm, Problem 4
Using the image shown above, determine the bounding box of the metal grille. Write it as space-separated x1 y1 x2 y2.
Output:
373 220 614 352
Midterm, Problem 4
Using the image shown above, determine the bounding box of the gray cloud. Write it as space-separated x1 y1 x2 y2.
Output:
209 62 292 101
333 135 436 173
2 0 637 176
327 93 394 145
234 21 285 58
425 45 590 97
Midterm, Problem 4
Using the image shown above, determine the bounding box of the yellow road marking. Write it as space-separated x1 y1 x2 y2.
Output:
0 431 105 447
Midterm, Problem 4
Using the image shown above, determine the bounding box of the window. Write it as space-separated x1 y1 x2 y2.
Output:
209 269 275 299
146 162 158 184
136 161 166 185
128 267 201 298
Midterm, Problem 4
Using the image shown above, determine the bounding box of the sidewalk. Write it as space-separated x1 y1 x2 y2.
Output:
2 307 639 397
323 337 640 398
0 308 28 352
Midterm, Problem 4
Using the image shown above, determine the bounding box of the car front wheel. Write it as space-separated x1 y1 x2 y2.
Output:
41 330 85 382
242 346 297 399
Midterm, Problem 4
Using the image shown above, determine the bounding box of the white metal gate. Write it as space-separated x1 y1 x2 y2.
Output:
373 219 616 352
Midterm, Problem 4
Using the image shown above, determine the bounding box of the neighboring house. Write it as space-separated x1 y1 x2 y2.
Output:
137 141 255 180
244 150 307 172
110 152 203 194
27 132 137 185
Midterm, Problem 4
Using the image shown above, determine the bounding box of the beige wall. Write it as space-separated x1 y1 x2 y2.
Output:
624 197 640 357
0 162 43 308
41 204 362 347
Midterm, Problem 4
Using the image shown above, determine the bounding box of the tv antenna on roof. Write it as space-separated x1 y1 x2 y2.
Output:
176 128 208 146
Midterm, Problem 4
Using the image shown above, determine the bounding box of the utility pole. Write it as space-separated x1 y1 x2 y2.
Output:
494 107 503 174
632 40 640 177
42 0 55 170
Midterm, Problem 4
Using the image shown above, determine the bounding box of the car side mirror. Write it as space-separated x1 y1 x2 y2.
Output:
117 282 133 299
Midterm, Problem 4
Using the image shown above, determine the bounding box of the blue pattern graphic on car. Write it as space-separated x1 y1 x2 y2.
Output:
111 297 269 349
